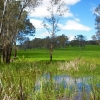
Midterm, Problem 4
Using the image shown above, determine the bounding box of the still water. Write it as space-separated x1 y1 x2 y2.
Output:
35 74 99 100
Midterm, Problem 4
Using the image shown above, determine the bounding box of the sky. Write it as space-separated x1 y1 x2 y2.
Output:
28 0 100 41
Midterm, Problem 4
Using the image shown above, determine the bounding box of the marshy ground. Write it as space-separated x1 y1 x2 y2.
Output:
0 45 100 100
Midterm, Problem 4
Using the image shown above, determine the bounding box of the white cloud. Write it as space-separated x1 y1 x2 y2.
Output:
59 19 91 31
35 32 50 38
69 35 74 40
29 6 49 17
64 0 81 5
30 19 43 29
42 0 81 6
28 0 81 18
29 5 73 18
63 9 73 17
74 18 80 22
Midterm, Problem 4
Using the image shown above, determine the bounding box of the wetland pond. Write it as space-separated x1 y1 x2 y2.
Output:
35 73 100 100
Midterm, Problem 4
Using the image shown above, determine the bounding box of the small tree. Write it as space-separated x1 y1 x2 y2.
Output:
42 0 67 61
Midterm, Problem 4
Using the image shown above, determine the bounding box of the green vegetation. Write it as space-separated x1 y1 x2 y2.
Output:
0 45 100 100
15 45 100 62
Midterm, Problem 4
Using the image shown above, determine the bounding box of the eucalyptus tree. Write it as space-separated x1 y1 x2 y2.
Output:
0 0 41 63
93 4 100 45
42 0 67 61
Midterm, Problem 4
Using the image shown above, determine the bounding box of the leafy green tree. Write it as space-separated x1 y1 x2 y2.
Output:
17 18 35 51
0 0 41 63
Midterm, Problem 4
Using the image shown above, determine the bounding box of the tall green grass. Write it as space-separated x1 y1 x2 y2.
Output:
1 45 100 99
0 58 100 100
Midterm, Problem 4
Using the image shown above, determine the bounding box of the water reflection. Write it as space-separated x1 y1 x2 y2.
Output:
35 74 92 91
34 74 95 100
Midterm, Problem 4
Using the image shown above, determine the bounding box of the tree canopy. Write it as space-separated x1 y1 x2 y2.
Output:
0 0 41 63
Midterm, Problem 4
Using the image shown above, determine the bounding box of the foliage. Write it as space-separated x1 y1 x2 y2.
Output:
17 19 35 44
0 0 41 63
21 34 69 49
93 4 100 45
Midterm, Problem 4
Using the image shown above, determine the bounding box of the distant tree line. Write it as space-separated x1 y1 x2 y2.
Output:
20 34 69 49
20 34 99 50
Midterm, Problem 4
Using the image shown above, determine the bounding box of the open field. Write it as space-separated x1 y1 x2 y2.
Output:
16 45 100 63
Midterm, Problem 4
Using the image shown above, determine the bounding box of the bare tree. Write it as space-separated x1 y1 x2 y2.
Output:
42 0 67 61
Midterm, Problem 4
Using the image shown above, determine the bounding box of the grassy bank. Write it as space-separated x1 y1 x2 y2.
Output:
0 58 100 99
0 45 100 99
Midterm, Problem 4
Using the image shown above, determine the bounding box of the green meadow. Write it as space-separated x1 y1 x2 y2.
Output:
0 45 100 100
17 45 100 62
